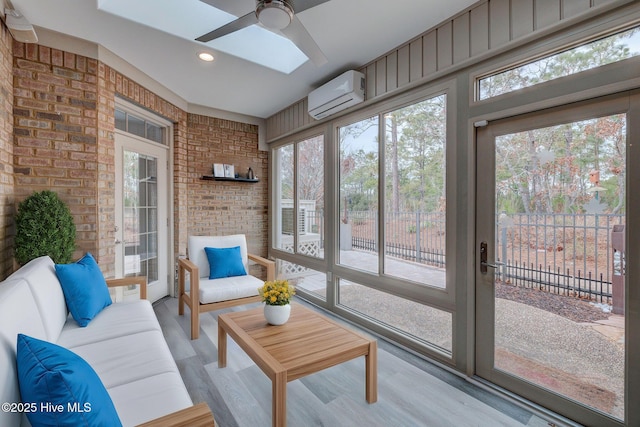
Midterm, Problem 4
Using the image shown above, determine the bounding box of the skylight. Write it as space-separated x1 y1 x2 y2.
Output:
98 0 309 74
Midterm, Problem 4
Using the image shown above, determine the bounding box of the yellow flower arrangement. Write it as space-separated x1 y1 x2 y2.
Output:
258 279 295 306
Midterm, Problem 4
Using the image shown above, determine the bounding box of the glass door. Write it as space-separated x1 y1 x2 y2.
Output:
115 133 169 302
476 93 636 426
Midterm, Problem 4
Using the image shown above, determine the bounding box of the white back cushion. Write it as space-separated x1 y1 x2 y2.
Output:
0 278 48 427
187 234 248 279
7 256 67 342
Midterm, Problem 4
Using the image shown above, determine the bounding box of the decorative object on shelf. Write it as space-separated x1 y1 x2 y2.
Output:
213 163 224 177
247 167 255 180
258 279 295 325
223 164 234 178
201 175 259 183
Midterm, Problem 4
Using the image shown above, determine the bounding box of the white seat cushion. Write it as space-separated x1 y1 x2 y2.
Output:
108 372 192 426
56 299 159 349
199 274 263 304
65 330 179 389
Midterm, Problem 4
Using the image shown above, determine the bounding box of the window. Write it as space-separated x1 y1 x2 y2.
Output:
275 259 327 301
339 116 379 273
115 108 167 144
333 92 450 354
297 136 324 258
274 144 294 253
384 95 446 286
274 135 325 259
338 279 452 354
478 26 640 100
337 93 448 288
272 87 452 357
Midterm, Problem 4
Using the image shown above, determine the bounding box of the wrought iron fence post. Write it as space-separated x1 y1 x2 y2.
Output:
501 226 507 280
416 211 421 264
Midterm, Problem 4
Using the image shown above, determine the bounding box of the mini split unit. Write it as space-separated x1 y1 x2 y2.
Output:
308 70 365 120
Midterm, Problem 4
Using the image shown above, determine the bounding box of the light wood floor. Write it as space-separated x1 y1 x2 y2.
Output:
154 297 551 427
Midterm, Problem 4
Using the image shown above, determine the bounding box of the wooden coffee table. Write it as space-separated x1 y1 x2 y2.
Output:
217 303 377 427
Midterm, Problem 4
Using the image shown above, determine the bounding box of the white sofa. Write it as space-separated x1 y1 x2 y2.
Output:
0 255 213 427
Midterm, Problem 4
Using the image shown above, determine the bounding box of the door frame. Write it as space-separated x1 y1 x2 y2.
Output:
475 91 639 427
113 99 174 301
115 132 171 302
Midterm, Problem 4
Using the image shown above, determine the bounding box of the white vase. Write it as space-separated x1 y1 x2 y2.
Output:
264 304 291 325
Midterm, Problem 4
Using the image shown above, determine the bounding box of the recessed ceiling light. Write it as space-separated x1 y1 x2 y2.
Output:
198 52 214 62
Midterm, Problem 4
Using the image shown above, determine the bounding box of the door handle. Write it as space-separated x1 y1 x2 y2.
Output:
480 241 503 274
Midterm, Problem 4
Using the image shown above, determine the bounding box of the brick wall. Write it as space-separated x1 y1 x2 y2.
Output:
95 62 116 276
3 39 269 285
0 24 13 278
12 42 99 263
186 113 269 276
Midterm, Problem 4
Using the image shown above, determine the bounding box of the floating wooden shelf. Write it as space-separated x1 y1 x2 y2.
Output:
201 175 259 183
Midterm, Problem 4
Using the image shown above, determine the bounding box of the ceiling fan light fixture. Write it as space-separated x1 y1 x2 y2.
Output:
256 0 294 30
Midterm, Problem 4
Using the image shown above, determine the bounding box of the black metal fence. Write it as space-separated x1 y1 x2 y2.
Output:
349 210 447 268
497 261 612 303
343 210 624 303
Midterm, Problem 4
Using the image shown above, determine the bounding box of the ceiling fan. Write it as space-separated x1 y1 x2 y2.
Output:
196 0 329 66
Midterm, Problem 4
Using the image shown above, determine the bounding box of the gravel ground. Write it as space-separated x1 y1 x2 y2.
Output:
495 282 611 323
493 284 623 419
339 282 625 419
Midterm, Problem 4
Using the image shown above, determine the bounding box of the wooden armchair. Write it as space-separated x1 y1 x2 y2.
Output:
178 234 275 339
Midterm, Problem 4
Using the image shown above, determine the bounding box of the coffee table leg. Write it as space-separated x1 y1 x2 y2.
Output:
272 371 286 427
365 340 378 403
218 322 227 368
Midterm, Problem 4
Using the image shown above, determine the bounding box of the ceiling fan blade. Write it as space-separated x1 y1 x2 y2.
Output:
196 11 258 42
280 16 327 66
292 0 331 14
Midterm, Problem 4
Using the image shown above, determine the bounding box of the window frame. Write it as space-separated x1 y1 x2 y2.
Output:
270 80 458 362
471 19 640 106
331 81 457 307
270 127 330 276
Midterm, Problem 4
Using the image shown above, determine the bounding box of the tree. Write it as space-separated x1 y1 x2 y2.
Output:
297 135 324 210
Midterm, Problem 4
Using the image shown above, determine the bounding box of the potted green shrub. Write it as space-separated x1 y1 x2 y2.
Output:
15 190 76 265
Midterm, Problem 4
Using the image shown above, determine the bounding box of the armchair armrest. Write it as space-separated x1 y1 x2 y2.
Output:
136 402 214 427
248 253 275 281
106 276 147 300
178 257 199 276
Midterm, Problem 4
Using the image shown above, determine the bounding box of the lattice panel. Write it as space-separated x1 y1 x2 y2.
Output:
278 241 320 275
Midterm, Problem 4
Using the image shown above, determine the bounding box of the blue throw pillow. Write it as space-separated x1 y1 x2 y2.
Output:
55 252 112 327
205 246 247 279
16 334 122 427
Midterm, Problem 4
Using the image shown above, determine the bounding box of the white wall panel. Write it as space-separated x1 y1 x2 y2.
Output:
423 30 438 76
489 0 511 48
453 13 470 64
387 51 398 92
512 0 535 40
398 45 411 88
470 3 489 56
535 0 561 29
409 38 423 83
266 0 623 141
437 21 454 70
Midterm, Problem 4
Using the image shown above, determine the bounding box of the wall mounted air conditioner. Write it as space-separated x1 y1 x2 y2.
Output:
308 70 365 120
